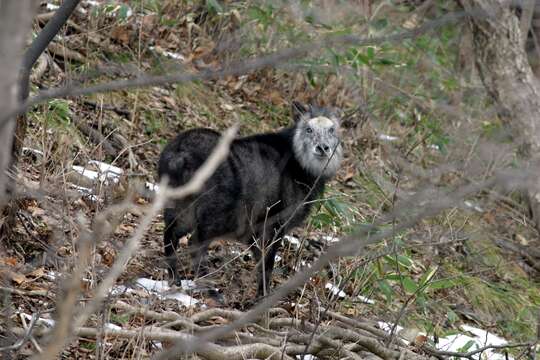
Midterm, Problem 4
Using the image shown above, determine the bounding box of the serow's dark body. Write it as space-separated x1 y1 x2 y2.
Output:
158 102 342 297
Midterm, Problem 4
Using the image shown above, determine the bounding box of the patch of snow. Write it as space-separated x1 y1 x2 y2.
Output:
152 87 170 95
83 0 100 6
136 278 169 292
72 165 100 181
284 235 301 247
378 322 513 359
180 279 197 291
68 160 126 200
296 355 316 360
135 277 199 306
461 325 507 346
294 260 311 271
378 321 406 341
21 313 55 327
162 51 185 61
464 200 484 213
88 160 123 177
149 46 185 61
22 147 44 157
325 283 346 298
38 317 55 327
274 254 282 263
378 134 399 142
290 302 306 308
46 3 60 10
69 184 100 201
322 235 340 243
44 270 61 281
73 161 122 184
358 294 375 304
102 4 133 18
162 292 199 305
435 325 511 360
70 184 93 194
110 285 134 296
104 323 122 331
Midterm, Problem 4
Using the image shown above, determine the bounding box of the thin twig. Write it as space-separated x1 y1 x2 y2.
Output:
155 170 520 359
0 313 39 351
423 342 532 359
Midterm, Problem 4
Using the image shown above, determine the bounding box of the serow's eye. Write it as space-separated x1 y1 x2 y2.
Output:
328 127 335 134
306 127 313 134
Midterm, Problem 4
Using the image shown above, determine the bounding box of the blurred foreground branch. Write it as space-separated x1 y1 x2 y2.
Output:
0 1 37 213
156 167 529 358
33 126 238 360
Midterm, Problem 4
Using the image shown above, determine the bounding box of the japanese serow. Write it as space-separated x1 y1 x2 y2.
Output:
158 102 343 297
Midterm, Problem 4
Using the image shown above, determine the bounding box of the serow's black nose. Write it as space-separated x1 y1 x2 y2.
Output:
315 144 330 156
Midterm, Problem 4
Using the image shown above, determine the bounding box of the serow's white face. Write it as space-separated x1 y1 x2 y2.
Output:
293 109 343 179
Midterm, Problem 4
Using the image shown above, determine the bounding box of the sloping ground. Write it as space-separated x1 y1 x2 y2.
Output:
1 1 540 359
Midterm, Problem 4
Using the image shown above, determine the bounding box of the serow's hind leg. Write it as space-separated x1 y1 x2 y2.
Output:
190 229 210 279
163 209 188 285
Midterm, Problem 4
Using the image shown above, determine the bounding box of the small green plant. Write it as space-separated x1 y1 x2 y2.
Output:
45 99 71 127
110 313 130 325
92 3 132 22
143 110 164 136
310 193 355 231
80 341 96 351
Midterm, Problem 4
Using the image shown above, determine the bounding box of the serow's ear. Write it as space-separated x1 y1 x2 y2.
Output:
329 107 342 125
292 101 309 122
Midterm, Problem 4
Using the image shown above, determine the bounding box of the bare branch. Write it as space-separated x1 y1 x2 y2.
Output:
21 326 295 360
423 341 532 359
32 216 93 360
22 0 81 75
32 125 237 358
155 170 516 359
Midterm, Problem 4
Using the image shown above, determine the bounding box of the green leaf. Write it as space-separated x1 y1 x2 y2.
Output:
354 53 371 66
371 18 388 30
446 309 458 324
385 274 418 293
428 279 457 290
375 58 396 65
117 4 131 20
402 276 418 293
366 46 375 59
306 70 317 87
457 339 476 353
419 267 437 287
384 254 414 269
378 279 394 302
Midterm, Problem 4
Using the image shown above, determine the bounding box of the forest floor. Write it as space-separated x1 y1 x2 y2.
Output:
2 1 540 359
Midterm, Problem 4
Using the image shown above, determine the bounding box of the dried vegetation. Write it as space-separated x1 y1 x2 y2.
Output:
1 1 540 359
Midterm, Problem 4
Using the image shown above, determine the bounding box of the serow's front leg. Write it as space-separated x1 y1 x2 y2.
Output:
256 240 280 298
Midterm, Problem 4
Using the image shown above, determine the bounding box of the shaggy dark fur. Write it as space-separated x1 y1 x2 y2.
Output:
158 102 342 297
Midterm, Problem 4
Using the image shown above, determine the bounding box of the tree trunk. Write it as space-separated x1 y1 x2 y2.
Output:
0 1 37 213
462 0 540 229
2 0 81 239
